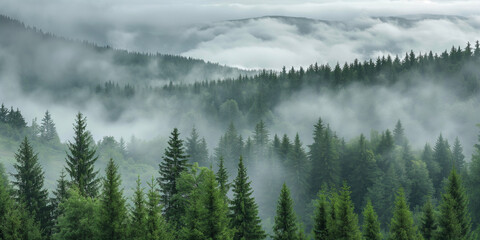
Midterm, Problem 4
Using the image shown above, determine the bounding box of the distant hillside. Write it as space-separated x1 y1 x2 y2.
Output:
0 15 253 95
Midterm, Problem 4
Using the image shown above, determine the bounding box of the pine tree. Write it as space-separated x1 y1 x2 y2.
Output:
200 169 232 240
393 120 406 146
436 169 472 240
420 197 436 240
99 158 128 240
313 190 329 240
334 183 362 240
286 133 309 206
0 104 8 123
11 137 52 237
362 200 382 240
388 188 419 240
229 156 266 240
279 134 291 163
215 123 243 173
432 134 452 194
146 178 172 240
468 125 480 227
273 183 298 240
129 176 147 240
180 167 206 240
186 127 209 166
216 156 230 200
452 137 466 174
157 127 189 227
52 169 69 222
65 112 99 198
40 110 59 143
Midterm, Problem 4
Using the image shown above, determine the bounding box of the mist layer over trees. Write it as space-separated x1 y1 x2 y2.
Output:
1 13 480 240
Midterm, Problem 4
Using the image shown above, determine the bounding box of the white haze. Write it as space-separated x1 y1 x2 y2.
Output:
1 0 480 69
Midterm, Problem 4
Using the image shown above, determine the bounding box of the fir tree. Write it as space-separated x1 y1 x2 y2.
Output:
273 183 298 240
52 169 69 222
420 197 436 240
229 156 266 240
432 134 452 195
362 200 382 240
313 190 329 240
388 188 419 240
186 127 209 166
11 137 52 237
129 176 147 240
468 126 480 226
157 127 189 227
286 133 309 207
200 169 232 240
436 169 472 240
452 137 466 174
216 156 230 200
146 177 172 240
334 183 362 240
393 120 406 146
99 158 128 240
65 112 99 198
40 110 59 143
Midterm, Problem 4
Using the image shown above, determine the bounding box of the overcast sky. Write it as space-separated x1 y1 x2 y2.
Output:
1 0 480 69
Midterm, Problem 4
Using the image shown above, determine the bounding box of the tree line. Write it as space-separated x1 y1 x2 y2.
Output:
1 111 480 239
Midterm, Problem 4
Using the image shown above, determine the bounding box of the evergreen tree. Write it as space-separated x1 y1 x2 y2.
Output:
52 169 69 223
157 127 189 227
432 134 452 196
393 120 406 146
11 137 52 237
146 177 173 240
388 188 420 240
286 133 309 207
65 112 99 198
215 123 243 173
452 137 466 174
0 104 7 123
313 189 329 240
436 169 472 240
334 183 362 240
216 156 230 200
200 169 232 240
273 183 298 240
362 200 382 240
279 134 291 163
129 176 147 240
53 188 100 240
468 126 480 227
99 158 128 240
420 197 436 240
40 110 59 143
349 134 377 209
186 127 209 166
229 157 266 240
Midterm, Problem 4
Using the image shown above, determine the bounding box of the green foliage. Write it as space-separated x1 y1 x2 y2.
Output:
273 183 298 240
216 156 230 200
468 126 480 227
146 177 173 240
362 200 382 240
99 158 128 240
313 190 328 240
11 137 52 237
157 127 189 228
388 188 420 240
129 176 147 240
332 183 362 240
39 110 60 144
436 169 472 240
65 112 100 198
420 197 437 240
186 127 209 166
229 157 266 240
432 134 452 197
53 188 100 240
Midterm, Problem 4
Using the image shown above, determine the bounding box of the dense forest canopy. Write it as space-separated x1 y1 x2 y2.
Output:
1 11 480 240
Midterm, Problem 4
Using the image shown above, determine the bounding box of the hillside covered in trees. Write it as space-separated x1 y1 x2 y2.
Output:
1 12 480 240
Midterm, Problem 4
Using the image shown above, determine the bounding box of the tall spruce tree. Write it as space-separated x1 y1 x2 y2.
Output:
99 158 128 240
157 127 189 227
40 110 59 143
146 177 172 240
65 112 99 198
436 169 472 240
468 126 480 227
273 183 298 240
313 189 329 240
186 127 209 166
420 197 437 240
200 170 232 240
362 200 382 240
52 169 69 223
286 134 309 207
452 137 466 174
216 156 230 200
432 134 452 195
393 120 406 146
11 137 52 237
129 176 147 240
388 188 420 240
334 183 362 240
229 156 266 240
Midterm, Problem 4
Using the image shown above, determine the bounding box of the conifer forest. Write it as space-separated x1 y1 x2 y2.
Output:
1 1 480 240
